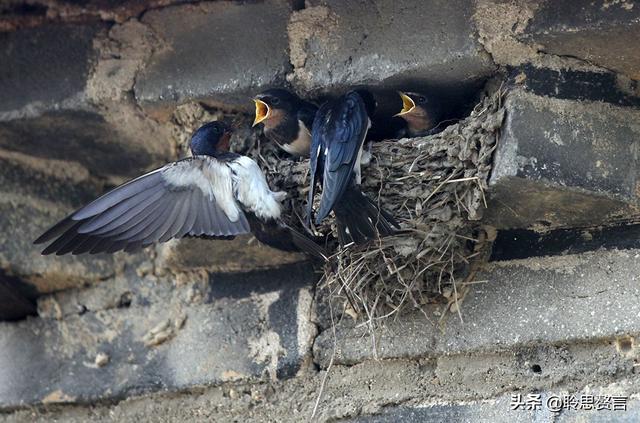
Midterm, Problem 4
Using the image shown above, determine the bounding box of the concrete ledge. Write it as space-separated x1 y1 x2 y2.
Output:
289 0 495 97
486 86 640 230
0 263 317 408
314 248 640 366
135 0 292 117
522 0 640 80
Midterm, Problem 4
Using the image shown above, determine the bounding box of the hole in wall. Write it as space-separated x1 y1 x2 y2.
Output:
0 270 38 322
117 291 133 308
302 75 493 142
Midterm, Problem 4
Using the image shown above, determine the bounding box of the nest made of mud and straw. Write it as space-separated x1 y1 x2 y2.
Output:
249 88 505 322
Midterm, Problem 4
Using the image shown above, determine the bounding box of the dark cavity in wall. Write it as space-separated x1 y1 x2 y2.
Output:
308 77 492 141
0 270 38 321
490 221 640 261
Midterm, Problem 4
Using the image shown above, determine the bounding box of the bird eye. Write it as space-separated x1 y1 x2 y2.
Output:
271 97 280 105
419 96 427 104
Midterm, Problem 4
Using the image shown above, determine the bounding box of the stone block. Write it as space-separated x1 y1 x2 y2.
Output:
156 236 308 273
0 23 101 115
288 0 495 97
313 248 640 366
0 263 317 408
485 85 640 230
522 0 640 80
0 22 173 180
0 200 119 294
135 0 292 117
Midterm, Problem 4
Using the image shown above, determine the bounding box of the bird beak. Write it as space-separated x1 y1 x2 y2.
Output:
395 92 416 117
252 99 271 127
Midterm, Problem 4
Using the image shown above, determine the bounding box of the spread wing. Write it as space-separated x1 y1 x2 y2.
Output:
34 156 257 255
313 91 369 223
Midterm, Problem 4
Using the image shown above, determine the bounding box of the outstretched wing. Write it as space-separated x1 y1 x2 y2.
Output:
34 157 255 255
313 91 370 223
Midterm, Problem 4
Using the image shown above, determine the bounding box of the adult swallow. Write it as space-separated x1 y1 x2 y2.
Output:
35 121 325 258
307 90 398 245
252 88 318 157
395 91 441 137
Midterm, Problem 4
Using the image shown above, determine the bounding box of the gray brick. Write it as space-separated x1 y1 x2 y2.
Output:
485 86 640 230
347 395 546 423
522 0 640 80
0 22 172 180
135 1 292 116
289 0 495 95
349 391 640 423
0 263 317 408
157 236 308 274
0 201 119 294
314 248 640 367
0 23 102 115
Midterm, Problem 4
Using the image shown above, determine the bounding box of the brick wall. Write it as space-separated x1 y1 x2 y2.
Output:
1 0 640 421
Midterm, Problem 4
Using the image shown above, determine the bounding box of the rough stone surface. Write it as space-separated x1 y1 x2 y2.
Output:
486 86 640 230
289 0 495 97
522 0 640 80
314 248 640 366
0 263 317 408
0 20 173 180
135 0 292 117
0 200 121 293
156 236 307 273
0 23 102 116
2 0 640 420
1 360 639 421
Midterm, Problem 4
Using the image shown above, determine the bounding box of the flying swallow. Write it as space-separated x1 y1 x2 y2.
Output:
252 88 318 157
395 91 441 137
35 121 325 258
307 90 398 245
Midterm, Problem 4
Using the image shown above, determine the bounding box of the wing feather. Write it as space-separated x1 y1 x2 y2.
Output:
35 157 254 255
312 91 369 223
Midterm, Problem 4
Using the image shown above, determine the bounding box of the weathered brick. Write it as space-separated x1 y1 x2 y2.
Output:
0 263 317 408
135 0 292 117
522 0 640 80
485 81 640 230
0 23 101 114
314 248 640 367
0 22 173 180
289 0 495 96
157 236 308 273
349 391 640 422
0 201 119 293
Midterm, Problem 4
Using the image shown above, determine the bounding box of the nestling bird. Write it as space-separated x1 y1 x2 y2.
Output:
35 121 324 258
307 90 398 245
395 91 441 137
252 88 318 157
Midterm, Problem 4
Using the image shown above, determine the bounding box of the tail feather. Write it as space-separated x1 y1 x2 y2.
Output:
333 185 398 245
248 215 328 261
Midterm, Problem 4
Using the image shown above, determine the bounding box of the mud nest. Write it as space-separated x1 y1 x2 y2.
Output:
249 87 506 321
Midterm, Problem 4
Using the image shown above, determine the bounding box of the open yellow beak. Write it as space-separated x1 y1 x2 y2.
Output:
395 92 415 117
252 99 271 127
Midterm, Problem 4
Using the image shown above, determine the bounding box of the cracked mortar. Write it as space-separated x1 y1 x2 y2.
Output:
87 18 174 185
473 0 610 73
